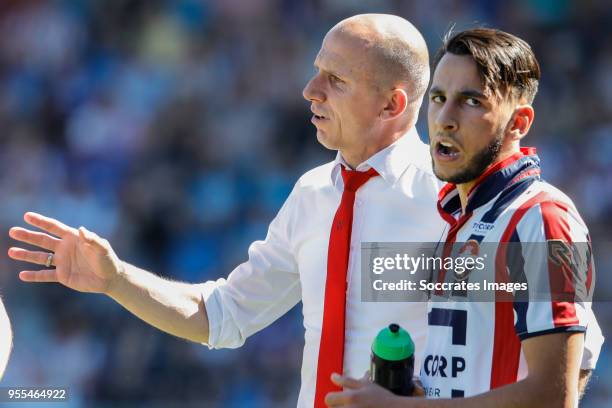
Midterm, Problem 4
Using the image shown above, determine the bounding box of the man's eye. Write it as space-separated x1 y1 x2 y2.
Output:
431 95 445 103
329 75 341 83
466 98 480 107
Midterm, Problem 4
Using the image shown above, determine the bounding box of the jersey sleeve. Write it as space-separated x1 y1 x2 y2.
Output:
200 182 301 349
582 305 604 370
512 200 592 341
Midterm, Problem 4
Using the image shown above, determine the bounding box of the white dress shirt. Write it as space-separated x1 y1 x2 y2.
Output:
201 129 446 407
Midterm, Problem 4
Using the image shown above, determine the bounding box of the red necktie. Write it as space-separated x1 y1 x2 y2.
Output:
314 166 379 407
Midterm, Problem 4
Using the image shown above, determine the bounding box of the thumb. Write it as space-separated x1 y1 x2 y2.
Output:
78 227 108 253
331 373 366 389
412 376 425 397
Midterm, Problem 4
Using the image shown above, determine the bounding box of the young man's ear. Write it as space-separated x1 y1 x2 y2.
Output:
509 105 535 141
380 88 408 121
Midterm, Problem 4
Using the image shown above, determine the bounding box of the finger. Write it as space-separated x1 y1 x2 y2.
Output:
8 248 55 266
78 227 108 253
24 212 72 238
412 385 425 397
9 227 61 252
19 269 59 283
412 376 425 397
325 390 353 407
331 373 364 389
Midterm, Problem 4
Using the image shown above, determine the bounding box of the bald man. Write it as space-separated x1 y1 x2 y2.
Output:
9 14 445 406
0 297 11 379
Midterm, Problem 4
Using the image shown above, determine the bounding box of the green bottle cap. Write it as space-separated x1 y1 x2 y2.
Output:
372 323 415 361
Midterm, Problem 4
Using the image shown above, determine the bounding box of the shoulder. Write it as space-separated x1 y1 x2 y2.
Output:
403 146 446 195
276 160 336 216
534 180 578 208
519 180 581 217
507 179 580 215
407 136 437 177
294 160 336 191
515 180 589 239
271 161 336 239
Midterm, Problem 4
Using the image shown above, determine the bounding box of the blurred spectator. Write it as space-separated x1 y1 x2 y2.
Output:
0 296 11 379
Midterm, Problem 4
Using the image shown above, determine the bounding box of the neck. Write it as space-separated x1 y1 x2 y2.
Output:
341 127 410 169
456 183 472 215
342 150 381 169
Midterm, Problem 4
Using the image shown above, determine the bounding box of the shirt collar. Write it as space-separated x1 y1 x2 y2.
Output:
331 127 423 190
437 147 541 220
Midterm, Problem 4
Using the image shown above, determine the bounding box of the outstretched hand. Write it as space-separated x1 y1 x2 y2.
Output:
8 212 124 294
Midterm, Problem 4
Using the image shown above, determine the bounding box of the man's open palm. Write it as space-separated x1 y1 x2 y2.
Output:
8 212 123 294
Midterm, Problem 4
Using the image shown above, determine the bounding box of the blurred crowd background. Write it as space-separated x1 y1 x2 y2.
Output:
0 0 610 407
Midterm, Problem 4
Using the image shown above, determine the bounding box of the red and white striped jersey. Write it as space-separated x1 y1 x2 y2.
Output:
420 148 601 398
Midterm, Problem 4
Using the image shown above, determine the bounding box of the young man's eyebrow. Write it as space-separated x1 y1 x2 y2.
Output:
429 87 487 99
429 86 443 94
459 89 487 99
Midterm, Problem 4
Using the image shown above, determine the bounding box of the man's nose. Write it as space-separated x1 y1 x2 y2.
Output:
435 103 458 132
302 75 325 103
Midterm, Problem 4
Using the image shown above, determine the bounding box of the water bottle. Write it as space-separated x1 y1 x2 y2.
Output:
370 323 415 396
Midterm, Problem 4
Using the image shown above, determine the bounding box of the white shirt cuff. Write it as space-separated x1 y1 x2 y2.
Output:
199 279 227 349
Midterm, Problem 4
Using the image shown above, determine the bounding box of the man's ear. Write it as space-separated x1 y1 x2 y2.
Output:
508 104 535 141
380 88 408 121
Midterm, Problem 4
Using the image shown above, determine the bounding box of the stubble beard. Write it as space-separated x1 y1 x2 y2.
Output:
433 132 504 184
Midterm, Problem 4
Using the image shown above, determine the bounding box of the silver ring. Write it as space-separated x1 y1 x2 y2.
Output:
45 253 54 268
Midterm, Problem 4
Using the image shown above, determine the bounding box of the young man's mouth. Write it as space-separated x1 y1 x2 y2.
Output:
434 140 461 160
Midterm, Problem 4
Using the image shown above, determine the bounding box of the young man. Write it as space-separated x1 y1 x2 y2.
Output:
326 28 602 407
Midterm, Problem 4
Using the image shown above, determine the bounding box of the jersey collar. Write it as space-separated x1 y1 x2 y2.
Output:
437 147 541 222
